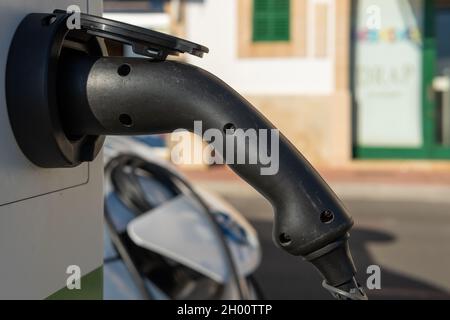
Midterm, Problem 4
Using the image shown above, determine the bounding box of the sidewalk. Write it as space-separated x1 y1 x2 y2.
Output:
182 165 450 204
182 163 450 185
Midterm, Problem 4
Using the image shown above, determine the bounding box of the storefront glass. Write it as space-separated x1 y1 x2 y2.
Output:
354 0 424 149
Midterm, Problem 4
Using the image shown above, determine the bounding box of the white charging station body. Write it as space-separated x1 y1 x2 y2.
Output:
0 0 103 299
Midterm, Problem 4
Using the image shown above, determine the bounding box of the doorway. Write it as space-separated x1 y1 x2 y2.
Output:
352 0 450 159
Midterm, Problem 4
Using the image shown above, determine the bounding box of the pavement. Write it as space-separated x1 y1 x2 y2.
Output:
183 165 450 300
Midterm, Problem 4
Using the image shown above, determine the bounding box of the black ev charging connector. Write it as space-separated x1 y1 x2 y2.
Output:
6 11 366 300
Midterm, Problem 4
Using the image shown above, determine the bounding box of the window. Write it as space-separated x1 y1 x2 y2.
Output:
239 0 306 57
252 0 291 42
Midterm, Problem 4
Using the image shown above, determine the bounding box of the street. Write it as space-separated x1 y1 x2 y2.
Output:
192 176 450 300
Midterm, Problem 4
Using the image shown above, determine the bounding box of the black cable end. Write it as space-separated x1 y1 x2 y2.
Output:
306 236 357 288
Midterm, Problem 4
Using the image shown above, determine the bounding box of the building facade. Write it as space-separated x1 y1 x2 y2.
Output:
179 0 351 166
172 0 450 167
105 0 450 168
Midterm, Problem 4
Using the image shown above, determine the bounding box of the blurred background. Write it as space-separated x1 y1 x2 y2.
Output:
102 0 450 299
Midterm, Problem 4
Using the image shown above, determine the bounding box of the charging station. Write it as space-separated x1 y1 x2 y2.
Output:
1 1 366 300
0 0 104 299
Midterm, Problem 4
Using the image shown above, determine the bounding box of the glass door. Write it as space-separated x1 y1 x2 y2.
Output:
353 0 450 159
353 0 426 159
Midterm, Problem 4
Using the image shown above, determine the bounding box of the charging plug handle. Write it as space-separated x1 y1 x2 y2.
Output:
59 54 360 291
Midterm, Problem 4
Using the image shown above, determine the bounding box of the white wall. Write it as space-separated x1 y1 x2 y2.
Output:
184 0 335 96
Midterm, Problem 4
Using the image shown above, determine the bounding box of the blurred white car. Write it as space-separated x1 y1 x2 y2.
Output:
103 136 263 299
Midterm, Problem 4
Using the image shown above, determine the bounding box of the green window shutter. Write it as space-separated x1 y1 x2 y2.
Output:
252 0 290 42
